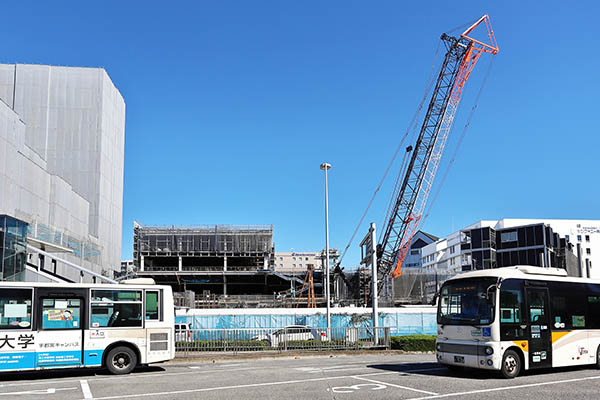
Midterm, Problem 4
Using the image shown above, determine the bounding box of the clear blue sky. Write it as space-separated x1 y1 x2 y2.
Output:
3 1 599 268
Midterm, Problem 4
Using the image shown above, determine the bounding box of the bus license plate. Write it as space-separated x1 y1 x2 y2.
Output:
454 356 464 364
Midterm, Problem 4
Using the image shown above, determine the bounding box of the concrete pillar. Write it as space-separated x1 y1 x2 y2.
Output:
140 255 145 272
223 256 227 272
223 275 227 297
178 256 182 272
264 255 268 270
586 259 591 279
577 243 586 278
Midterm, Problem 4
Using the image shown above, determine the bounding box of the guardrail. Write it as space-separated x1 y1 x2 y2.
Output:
176 327 390 356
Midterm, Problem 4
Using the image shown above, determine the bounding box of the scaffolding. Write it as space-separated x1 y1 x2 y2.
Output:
134 222 274 256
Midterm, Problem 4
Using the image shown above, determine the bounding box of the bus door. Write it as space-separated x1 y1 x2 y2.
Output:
525 287 552 369
35 289 86 368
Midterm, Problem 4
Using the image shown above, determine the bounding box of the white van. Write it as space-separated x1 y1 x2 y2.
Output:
175 323 191 342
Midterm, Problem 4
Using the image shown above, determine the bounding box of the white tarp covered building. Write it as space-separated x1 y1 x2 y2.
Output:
0 64 125 281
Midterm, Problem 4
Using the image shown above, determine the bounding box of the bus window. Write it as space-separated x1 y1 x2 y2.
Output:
0 288 32 329
551 295 569 328
145 291 160 321
41 298 81 329
528 290 547 324
549 282 587 329
587 296 600 329
500 289 522 323
499 279 525 340
90 290 142 328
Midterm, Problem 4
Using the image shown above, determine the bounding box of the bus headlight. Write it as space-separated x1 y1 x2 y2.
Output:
484 347 494 355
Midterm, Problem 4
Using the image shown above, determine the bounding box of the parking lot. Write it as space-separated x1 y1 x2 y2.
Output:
0 353 599 399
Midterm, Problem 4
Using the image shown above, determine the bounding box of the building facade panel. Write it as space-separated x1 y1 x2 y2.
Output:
274 252 323 274
420 219 599 300
0 64 125 280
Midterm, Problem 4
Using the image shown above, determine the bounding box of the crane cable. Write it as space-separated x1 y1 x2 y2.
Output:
335 40 442 268
422 54 496 224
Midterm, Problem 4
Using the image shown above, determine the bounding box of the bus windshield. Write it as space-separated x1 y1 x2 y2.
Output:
438 278 496 326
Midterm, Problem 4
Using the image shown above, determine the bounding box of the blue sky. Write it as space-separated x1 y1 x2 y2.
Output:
3 1 599 268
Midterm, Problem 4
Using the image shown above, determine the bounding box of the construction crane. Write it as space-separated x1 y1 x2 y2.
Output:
375 15 499 293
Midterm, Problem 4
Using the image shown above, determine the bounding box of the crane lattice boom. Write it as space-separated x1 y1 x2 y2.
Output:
377 15 498 291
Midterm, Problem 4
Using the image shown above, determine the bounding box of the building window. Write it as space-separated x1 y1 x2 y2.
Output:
292 257 296 261
410 250 419 256
305 257 309 260
587 248 591 255
501 231 518 243
450 258 455 265
577 235 582 241
280 264 283 267
292 264 296 268
449 246 455 254
586 235 590 242
299 264 303 268
279 257 283 260
566 235 570 241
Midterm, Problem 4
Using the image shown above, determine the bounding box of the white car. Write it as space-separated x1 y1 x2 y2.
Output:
175 323 191 341
251 325 326 347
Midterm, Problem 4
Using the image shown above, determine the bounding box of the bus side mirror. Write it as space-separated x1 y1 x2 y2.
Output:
486 285 497 304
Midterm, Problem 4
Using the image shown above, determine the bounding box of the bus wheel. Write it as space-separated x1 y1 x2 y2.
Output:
106 346 138 375
500 350 521 379
596 346 600 369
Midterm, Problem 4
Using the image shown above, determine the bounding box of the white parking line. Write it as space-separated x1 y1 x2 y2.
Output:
405 374 600 400
0 387 76 396
189 363 247 369
0 366 257 389
352 376 438 395
80 380 93 399
89 366 445 399
296 364 373 373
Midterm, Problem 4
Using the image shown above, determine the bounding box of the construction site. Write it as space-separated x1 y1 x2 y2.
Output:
133 222 330 307
129 16 503 309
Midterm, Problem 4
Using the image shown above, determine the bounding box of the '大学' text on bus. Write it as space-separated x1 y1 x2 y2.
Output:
436 266 600 378
0 280 174 374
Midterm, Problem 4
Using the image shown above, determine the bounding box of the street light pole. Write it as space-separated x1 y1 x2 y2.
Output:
320 162 332 334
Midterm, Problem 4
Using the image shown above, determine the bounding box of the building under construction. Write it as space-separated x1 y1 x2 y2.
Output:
133 222 321 306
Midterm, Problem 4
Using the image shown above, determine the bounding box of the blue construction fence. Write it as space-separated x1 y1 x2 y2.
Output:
175 307 437 336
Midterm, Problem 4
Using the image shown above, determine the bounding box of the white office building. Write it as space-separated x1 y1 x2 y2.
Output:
420 219 600 297
0 64 125 281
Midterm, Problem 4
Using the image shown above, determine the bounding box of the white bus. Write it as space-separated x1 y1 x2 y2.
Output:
0 279 174 374
436 266 600 378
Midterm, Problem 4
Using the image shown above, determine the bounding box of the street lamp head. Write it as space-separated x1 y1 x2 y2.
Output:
320 162 332 171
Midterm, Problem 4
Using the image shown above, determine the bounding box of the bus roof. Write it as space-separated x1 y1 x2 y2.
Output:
0 281 172 290
446 266 600 285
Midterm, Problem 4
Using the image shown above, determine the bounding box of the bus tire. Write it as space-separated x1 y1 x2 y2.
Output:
106 346 138 375
596 346 600 369
500 349 521 379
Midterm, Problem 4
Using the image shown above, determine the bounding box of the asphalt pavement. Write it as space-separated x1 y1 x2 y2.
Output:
0 353 599 399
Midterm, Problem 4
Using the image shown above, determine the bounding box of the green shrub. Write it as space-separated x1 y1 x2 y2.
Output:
390 335 435 352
